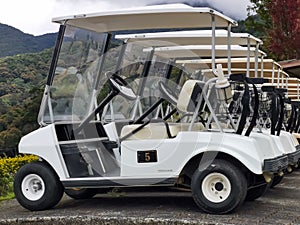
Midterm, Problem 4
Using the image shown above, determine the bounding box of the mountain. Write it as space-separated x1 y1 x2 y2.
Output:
0 23 57 57
0 48 53 150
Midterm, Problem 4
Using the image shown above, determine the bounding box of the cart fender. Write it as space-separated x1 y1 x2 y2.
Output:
177 132 264 175
18 124 67 180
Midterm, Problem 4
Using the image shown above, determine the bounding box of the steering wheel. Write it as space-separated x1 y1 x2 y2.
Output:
106 72 136 100
158 81 179 105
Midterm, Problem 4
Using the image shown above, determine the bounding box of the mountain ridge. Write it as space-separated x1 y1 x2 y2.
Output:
0 23 57 57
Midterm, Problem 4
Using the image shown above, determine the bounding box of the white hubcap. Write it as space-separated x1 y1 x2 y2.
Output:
201 172 231 203
21 174 45 201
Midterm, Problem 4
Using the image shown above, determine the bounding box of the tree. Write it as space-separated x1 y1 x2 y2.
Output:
246 0 300 60
266 0 300 60
246 0 273 39
0 128 22 148
0 48 52 150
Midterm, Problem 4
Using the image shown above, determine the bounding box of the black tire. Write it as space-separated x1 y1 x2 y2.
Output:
245 182 270 201
191 159 247 214
65 188 103 199
14 161 63 211
270 175 283 188
292 163 299 171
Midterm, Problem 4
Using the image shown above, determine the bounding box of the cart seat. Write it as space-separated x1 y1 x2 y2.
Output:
120 80 205 140
292 133 300 145
120 122 204 140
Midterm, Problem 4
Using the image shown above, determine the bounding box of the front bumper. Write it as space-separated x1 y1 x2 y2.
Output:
286 145 300 164
263 155 289 173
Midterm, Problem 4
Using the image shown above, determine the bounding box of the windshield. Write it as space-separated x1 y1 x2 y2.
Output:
39 25 211 125
40 26 118 123
40 25 164 124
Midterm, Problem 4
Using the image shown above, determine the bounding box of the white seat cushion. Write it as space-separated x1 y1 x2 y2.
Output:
120 122 204 140
177 80 204 113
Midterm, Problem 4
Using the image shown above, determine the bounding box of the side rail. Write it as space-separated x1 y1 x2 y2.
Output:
260 85 287 136
228 74 264 136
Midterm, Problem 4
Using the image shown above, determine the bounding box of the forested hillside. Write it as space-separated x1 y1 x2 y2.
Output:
0 23 57 57
0 49 53 150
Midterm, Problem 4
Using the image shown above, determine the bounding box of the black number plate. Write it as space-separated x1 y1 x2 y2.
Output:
137 150 158 163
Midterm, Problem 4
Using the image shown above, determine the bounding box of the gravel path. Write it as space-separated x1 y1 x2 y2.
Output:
0 170 300 225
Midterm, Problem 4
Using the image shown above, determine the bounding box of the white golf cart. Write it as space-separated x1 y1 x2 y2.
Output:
186 57 300 171
13 4 287 214
116 30 290 177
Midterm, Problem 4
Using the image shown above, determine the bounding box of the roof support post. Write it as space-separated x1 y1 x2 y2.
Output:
271 63 275 85
227 23 232 75
131 48 155 120
211 14 216 75
254 42 259 78
116 40 128 74
89 32 112 114
246 37 250 77
297 80 299 101
261 55 264 78
277 68 280 88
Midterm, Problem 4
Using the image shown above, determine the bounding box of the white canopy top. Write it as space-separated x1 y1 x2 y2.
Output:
145 45 266 59
116 30 262 46
176 58 280 70
52 4 237 32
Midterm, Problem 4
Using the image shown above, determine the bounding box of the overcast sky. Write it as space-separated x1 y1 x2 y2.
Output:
0 0 252 36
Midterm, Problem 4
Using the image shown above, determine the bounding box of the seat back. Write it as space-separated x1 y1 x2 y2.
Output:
120 80 205 140
177 80 205 113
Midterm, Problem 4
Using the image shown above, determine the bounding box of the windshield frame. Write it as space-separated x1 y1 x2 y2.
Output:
38 25 111 125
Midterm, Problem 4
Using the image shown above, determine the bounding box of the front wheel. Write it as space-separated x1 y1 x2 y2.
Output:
14 161 63 211
191 159 247 214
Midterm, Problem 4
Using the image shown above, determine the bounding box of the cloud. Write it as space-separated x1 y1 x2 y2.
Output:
0 0 251 35
53 0 251 20
0 0 57 35
208 0 251 19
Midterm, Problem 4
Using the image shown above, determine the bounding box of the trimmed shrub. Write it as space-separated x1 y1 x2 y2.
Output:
0 155 38 196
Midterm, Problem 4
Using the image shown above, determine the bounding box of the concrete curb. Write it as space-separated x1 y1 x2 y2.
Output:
0 215 229 225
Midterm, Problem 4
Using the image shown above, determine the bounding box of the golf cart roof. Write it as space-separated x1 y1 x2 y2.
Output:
176 58 280 70
286 78 300 99
199 67 289 80
145 45 266 59
200 67 287 75
116 30 262 47
52 4 237 32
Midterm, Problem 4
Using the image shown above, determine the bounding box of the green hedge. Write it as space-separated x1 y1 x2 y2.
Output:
0 155 38 197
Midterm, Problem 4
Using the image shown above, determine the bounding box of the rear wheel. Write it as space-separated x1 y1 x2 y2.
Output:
245 183 270 201
191 159 247 214
270 175 283 188
14 161 63 211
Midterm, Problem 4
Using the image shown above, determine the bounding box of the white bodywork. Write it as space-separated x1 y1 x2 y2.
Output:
19 124 270 183
121 131 268 176
19 124 67 179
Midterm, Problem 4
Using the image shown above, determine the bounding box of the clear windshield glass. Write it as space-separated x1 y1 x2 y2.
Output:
40 25 156 123
41 26 111 123
101 42 174 122
39 26 209 125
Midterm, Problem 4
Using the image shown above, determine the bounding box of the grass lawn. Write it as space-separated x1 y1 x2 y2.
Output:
0 192 14 201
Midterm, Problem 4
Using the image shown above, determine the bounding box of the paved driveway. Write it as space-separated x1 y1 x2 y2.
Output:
0 170 300 225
